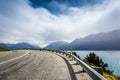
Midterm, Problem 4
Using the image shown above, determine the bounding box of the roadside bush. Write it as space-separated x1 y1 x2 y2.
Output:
72 52 81 59
85 52 109 71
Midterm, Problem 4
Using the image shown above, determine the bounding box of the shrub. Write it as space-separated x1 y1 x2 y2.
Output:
72 52 81 59
85 52 109 71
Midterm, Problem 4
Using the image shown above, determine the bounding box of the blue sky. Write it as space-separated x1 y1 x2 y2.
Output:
0 0 120 47
29 0 104 15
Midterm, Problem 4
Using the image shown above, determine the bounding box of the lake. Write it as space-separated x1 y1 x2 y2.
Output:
75 51 120 76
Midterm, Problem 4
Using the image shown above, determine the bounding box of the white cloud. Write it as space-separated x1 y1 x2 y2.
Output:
0 0 120 47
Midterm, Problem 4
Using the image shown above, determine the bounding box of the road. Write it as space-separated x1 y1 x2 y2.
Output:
0 50 92 80
0 50 28 63
0 50 71 80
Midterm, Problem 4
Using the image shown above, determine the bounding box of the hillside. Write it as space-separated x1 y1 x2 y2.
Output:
45 41 69 50
0 42 40 50
45 29 120 50
0 47 9 51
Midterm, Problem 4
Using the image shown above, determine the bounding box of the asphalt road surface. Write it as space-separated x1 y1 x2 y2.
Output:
0 50 71 80
0 50 92 80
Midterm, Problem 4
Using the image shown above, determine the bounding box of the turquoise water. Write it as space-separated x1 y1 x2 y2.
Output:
75 51 120 76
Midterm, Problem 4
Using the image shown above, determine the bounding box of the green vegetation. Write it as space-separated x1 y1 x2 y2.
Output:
84 52 119 80
85 52 108 71
37 49 120 80
72 52 81 59
103 72 120 80
0 47 9 51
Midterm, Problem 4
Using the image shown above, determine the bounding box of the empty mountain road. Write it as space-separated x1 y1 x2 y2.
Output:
0 50 91 80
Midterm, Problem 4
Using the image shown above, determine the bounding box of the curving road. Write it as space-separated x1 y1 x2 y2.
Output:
0 50 71 80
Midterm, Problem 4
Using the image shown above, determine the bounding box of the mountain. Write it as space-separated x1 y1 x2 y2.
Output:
45 29 120 50
0 42 40 50
45 41 69 50
69 29 120 50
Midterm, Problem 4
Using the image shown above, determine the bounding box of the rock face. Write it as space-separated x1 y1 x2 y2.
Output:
45 29 120 50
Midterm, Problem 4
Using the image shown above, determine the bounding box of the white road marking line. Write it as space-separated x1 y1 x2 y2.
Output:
0 51 30 65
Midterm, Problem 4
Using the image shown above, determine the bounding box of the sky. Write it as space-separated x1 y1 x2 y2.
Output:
0 0 120 47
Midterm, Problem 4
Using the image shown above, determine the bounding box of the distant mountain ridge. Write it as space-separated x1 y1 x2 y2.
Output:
45 41 69 50
0 42 40 50
1 29 120 50
45 29 120 50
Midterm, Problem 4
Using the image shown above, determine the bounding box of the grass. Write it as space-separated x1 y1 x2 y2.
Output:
85 62 119 80
103 72 119 80
0 47 9 51
87 63 120 80
89 63 119 80
84 52 119 80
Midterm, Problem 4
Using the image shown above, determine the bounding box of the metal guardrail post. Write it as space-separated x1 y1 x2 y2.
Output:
60 51 106 80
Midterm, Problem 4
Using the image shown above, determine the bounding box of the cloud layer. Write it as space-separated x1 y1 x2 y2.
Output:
29 0 104 15
0 0 120 47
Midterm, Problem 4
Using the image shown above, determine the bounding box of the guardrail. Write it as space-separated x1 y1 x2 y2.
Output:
57 51 106 80
27 49 106 80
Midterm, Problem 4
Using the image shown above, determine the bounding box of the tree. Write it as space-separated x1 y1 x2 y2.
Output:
72 52 81 59
85 52 108 70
